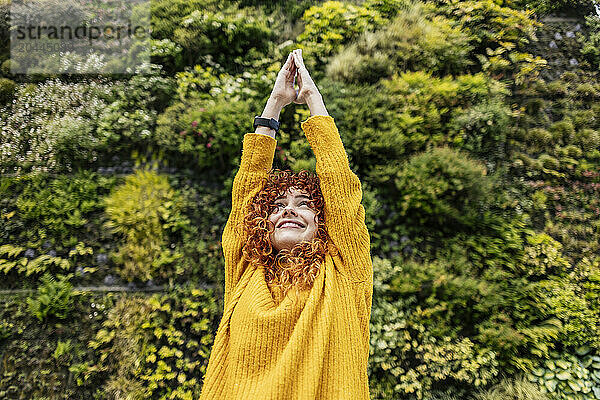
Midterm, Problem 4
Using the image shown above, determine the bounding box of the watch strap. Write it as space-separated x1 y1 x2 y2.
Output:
253 116 280 133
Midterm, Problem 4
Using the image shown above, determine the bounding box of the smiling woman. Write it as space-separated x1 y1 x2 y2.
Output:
269 188 318 251
199 49 373 400
241 169 331 299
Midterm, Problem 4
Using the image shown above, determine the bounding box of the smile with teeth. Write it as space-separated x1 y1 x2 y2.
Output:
278 221 304 229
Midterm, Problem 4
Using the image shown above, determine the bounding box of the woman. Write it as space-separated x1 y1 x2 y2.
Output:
199 49 373 400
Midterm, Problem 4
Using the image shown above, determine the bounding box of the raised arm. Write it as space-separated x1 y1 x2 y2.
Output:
292 49 372 283
221 53 298 309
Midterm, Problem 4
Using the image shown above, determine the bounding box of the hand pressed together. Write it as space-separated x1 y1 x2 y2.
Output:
270 52 298 107
291 49 321 105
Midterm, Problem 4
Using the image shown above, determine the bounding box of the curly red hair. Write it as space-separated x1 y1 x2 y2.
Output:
240 169 334 299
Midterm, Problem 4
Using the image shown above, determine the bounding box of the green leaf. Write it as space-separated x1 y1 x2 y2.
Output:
556 371 572 380
531 367 545 376
568 379 581 392
545 379 557 392
576 346 591 356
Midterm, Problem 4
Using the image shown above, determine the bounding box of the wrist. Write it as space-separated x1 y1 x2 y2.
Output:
255 98 282 139
265 96 286 116
306 94 328 116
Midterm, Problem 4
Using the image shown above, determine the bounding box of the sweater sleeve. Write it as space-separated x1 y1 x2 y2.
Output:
301 115 373 283
221 132 277 308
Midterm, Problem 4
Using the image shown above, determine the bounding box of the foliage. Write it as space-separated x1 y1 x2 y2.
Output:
0 291 107 398
435 0 547 85
509 71 600 267
571 256 600 321
95 63 176 152
0 77 15 104
86 285 219 399
368 257 499 399
296 1 386 70
13 171 115 248
173 180 230 301
102 169 189 283
150 0 222 41
327 1 474 83
473 374 549 400
448 99 513 165
323 71 510 177
362 0 409 20
2 0 600 397
579 15 600 70
365 218 592 377
53 339 74 365
387 146 495 235
0 0 8 65
508 0 597 16
172 4 276 74
0 78 115 174
529 276 600 348
519 233 571 277
526 348 600 399
174 61 278 104
0 243 70 278
154 94 251 173
0 319 14 342
0 171 117 290
26 272 77 322
0 65 176 174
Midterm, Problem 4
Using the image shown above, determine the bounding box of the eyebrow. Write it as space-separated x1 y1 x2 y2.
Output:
274 194 311 201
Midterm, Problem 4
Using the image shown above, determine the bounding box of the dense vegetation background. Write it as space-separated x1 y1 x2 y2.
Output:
1 0 600 398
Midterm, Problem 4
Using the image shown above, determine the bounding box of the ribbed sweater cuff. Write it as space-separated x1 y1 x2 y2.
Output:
241 133 277 173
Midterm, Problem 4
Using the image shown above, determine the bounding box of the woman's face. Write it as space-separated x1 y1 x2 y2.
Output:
268 187 319 252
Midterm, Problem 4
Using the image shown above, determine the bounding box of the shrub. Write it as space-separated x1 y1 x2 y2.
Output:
435 0 547 85
449 99 512 166
327 1 474 83
473 374 549 400
150 0 221 40
0 319 14 342
368 257 500 399
363 0 409 19
549 119 576 146
95 63 176 153
174 61 274 105
26 272 77 322
172 5 276 73
530 277 600 348
579 15 600 70
511 0 597 16
526 348 600 399
0 78 115 174
296 1 385 70
519 232 570 278
323 71 509 175
14 171 117 250
102 169 189 283
87 284 219 399
0 77 15 104
154 94 252 173
526 128 554 149
390 146 495 235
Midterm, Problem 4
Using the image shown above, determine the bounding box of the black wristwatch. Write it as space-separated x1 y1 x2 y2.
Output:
253 116 280 133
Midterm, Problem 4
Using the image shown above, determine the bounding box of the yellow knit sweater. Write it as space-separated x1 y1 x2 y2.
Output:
199 115 373 400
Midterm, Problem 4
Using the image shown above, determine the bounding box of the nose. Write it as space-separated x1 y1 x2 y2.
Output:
282 206 297 216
